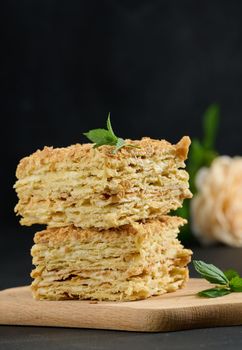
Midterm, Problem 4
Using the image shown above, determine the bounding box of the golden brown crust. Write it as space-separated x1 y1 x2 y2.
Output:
34 216 186 245
175 136 191 160
16 136 191 179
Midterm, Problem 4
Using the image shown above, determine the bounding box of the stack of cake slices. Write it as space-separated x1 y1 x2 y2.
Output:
14 136 192 301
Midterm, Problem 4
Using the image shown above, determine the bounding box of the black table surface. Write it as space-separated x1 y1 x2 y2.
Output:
1 227 242 350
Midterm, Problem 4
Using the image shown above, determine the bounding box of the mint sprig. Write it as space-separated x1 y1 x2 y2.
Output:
193 260 229 285
198 288 231 298
229 277 242 292
83 113 136 153
188 104 220 194
224 269 239 281
193 260 242 298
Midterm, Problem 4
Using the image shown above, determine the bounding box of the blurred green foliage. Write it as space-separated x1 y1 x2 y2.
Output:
177 104 220 244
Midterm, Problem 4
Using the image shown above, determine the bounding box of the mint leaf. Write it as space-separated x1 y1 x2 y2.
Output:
203 104 220 150
106 113 117 140
193 260 229 285
194 260 242 299
83 129 116 146
224 269 239 281
113 138 125 153
83 113 138 153
198 288 231 298
229 276 242 292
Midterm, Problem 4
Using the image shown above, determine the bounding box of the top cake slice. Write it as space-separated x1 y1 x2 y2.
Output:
14 136 192 229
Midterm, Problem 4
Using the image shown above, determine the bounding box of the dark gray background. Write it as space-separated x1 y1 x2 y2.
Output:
1 2 242 347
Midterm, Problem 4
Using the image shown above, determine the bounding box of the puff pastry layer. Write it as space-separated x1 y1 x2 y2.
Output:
31 217 192 301
15 137 192 229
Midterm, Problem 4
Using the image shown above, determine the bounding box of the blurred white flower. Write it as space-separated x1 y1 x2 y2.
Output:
191 156 242 247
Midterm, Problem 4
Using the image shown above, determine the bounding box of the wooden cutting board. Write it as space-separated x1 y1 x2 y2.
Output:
1 278 242 332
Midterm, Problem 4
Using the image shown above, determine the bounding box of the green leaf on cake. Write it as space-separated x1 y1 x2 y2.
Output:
83 113 138 153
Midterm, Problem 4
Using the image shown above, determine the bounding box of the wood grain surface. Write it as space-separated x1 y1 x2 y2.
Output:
1 279 242 332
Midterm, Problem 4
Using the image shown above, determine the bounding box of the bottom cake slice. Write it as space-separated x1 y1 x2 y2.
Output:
31 217 192 301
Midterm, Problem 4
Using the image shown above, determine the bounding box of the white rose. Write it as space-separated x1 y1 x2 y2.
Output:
191 156 242 247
